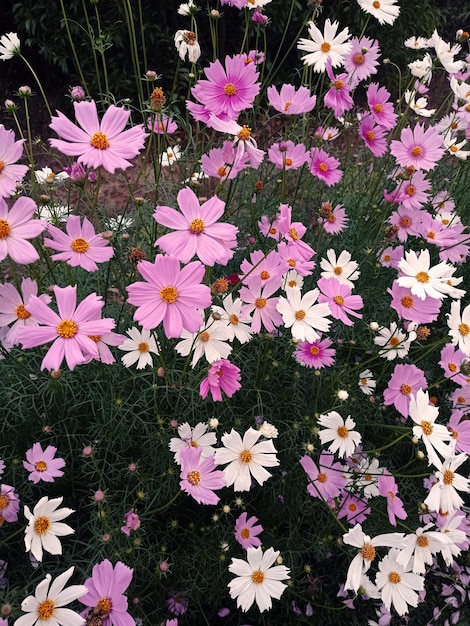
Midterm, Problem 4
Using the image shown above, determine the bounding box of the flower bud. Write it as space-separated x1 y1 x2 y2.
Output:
70 86 85 101
17 85 32 97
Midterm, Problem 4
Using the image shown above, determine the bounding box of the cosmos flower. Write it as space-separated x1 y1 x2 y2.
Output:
317 411 362 459
0 32 21 60
174 30 201 63
423 452 470 513
447 300 470 356
0 196 46 264
397 249 455 300
15 566 87 626
383 363 427 417
276 286 331 342
199 359 242 402
390 124 445 171
118 327 160 369
0 277 51 346
297 19 352 73
23 443 65 484
358 369 376 396
317 277 363 326
23 496 74 562
267 84 316 114
293 335 336 369
378 474 407 526
49 100 148 174
357 0 400 25
300 452 347 501
308 147 343 186
179 446 225 505
320 249 360 287
0 483 20 525
375 549 424 616
228 547 290 612
408 389 452 467
234 512 263 549
0 125 28 197
169 422 217 465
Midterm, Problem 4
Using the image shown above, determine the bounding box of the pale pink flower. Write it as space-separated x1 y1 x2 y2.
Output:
0 125 28 197
23 443 65 484
179 446 225 505
235 512 263 549
199 359 242 402
390 124 445 171
267 84 316 114
0 196 46 264
0 277 51 346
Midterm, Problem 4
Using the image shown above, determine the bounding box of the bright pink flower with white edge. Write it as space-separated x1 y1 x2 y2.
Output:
23 443 65 484
308 148 343 186
0 277 51 346
44 215 114 272
154 187 238 266
0 126 28 197
127 254 211 338
0 196 46 264
390 124 445 171
18 285 116 371
49 100 148 174
267 84 316 114
179 446 225 505
80 559 134 625
200 359 242 402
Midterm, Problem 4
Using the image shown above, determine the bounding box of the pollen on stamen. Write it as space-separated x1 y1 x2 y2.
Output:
90 131 110 150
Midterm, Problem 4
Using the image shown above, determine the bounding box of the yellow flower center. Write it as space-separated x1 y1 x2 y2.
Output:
333 295 344 306
400 217 411 227
241 528 250 539
361 543 376 561
160 286 178 304
97 598 112 614
35 461 47 471
287 259 296 267
255 298 267 309
310 345 320 355
238 126 251 141
459 323 470 336
411 146 422 157
283 101 293 112
373 103 383 113
401 296 414 309
90 131 109 150
366 130 375 141
400 384 412 395
334 79 344 90
416 271 429 283
0 220 11 239
417 535 429 547
448 362 457 372
389 337 399 347
34 516 50 535
224 83 237 96
450 145 458 153
289 227 299 241
187 470 201 485
37 599 55 620
71 237 89 253
229 313 239 325
285 158 293 166
240 450 253 464
373 0 381 7
354 54 364 65
260 270 270 280
57 319 78 339
321 42 331 53
317 472 327 483
337 426 349 438
333 266 342 275
190 218 205 234
217 166 227 177
0 495 9 510
348 502 357 512
199 331 210 343
251 570 265 584
319 163 328 172
15 304 31 319
388 571 401 584
406 185 416 196
0 161 3 173
138 342 149 353
295 310 306 320
443 469 454 485
421 421 433 436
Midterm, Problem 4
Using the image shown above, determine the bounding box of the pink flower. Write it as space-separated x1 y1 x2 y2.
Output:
277 241 316 276
359 114 388 157
148 114 178 134
300 452 347 501
0 126 28 197
121 509 140 536
239 281 282 333
320 204 349 235
0 277 51 346
0 484 20 524
396 171 431 210
84 330 126 365
127 254 212 338
23 443 65 484
239 249 284 290
439 344 470 386
317 277 363 326
390 124 445 171
447 410 470 453
378 474 407 526
388 281 442 324
0 196 45 264
267 141 308 170
388 206 424 242
154 187 238 266
234 512 263 549
343 36 380 86
308 148 343 186
49 100 148 174
200 359 242 402
337 493 371 525
44 215 114 272
18 285 116 371
201 140 249 182
293 335 336 369
80 559 135 624
323 62 354 119
267 84 316 114
383 364 427 417
190 54 260 121
179 446 225 505
208 116 265 169
367 83 398 130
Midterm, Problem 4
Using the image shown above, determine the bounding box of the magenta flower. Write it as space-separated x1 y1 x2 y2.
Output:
234 512 263 549
121 509 140 536
179 446 225 505
44 215 114 272
378 474 407 526
80 559 134 625
0 126 28 197
300 452 347 501
390 124 445 171
23 443 65 484
293 335 336 369
0 196 46 264
0 277 51 346
49 100 148 174
18 285 116 371
317 277 363 326
154 187 238 266
383 364 427 417
127 255 211 338
267 84 316 114
0 484 20 524
359 114 388 157
367 83 398 130
199 359 242 402
190 54 260 120
308 148 343 186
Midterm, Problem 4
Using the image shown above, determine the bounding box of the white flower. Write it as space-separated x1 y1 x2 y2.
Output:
438 511 468 566
404 36 430 49
423 452 470 513
358 369 376 395
343 524 404 593
175 320 232 367
281 269 304 291
353 457 383 498
14 566 87 626
450 76 470 103
320 249 360 287
245 0 272 8
276 286 331 343
178 0 197 15
375 548 425 616
409 389 452 467
228 547 290 612
443 133 470 160
431 30 466 74
258 421 278 438
212 294 253 344
34 167 69 185
118 327 160 369
337 389 349 401
160 145 182 167
23 496 74 562
317 411 362 459
396 524 452 574
374 322 416 360
183 170 209 185
404 90 436 117
297 19 352 73
397 249 455 301
0 32 21 61
408 53 433 83
357 0 400 25
169 422 217 464
447 300 470 356
214 427 279 491
35 204 69 224
174 30 201 63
